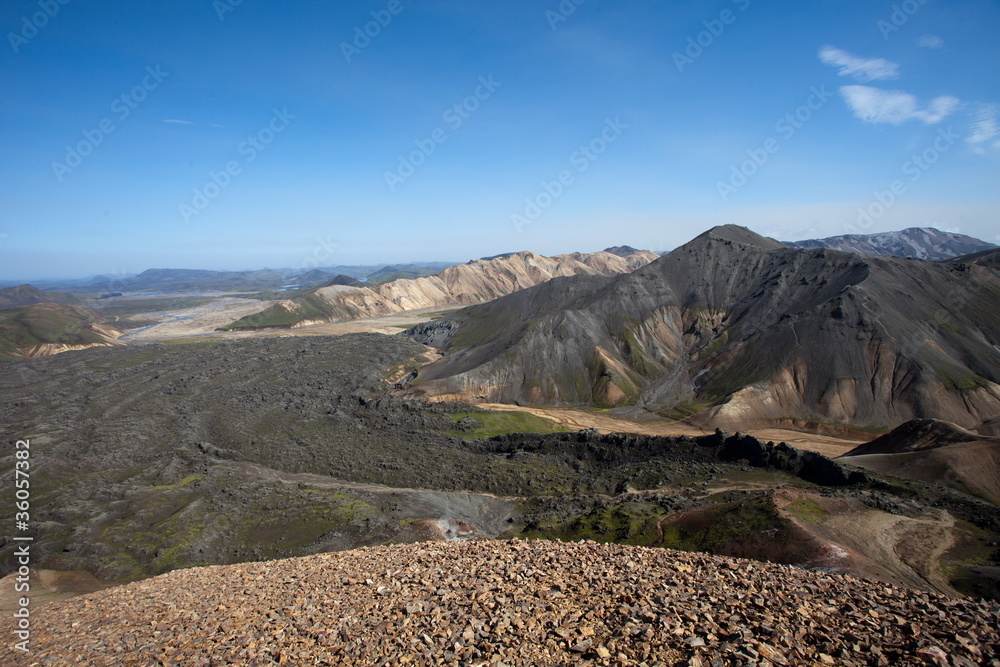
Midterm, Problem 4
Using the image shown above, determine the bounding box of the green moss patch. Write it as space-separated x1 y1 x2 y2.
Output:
659 497 822 565
440 411 569 438
521 501 664 546
784 497 827 524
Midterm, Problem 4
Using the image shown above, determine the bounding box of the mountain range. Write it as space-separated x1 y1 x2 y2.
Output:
785 226 995 260
4 228 996 377
221 248 659 330
405 225 1000 432
40 262 459 294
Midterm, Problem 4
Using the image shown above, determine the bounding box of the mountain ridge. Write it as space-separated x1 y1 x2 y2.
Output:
0 284 79 308
222 248 659 331
404 225 1000 431
786 226 995 260
0 301 123 361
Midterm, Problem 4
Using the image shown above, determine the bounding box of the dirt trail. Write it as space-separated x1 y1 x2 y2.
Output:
824 508 958 595
475 403 861 458
772 490 961 596
0 570 111 612
239 463 515 538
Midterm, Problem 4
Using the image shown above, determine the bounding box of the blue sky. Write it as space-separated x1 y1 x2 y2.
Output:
1 0 998 280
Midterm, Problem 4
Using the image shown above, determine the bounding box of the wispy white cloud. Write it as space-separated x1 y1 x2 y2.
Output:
967 103 1000 152
919 96 962 123
917 34 944 49
839 85 959 125
819 46 899 82
162 119 225 128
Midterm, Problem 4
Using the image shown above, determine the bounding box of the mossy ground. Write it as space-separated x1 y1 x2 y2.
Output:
521 501 663 546
943 519 1000 599
655 399 710 422
221 293 331 330
441 411 570 438
658 497 821 564
784 496 827 524
929 360 990 391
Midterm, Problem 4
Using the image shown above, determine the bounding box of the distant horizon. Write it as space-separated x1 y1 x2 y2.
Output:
2 223 995 285
3 3 998 284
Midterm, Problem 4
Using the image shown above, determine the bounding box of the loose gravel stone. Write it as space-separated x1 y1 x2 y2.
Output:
5 539 999 666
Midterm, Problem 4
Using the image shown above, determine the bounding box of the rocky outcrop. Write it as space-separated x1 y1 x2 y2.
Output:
9 539 998 666
405 225 1000 431
952 248 1000 275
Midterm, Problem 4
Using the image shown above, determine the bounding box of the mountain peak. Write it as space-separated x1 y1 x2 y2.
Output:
691 225 786 250
602 245 642 257
843 418 989 456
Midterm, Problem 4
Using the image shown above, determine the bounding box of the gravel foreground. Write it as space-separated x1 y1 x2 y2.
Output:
7 540 1000 666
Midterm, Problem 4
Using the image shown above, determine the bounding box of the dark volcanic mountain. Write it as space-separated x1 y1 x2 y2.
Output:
840 419 1000 505
602 245 643 257
320 273 364 287
786 226 995 260
405 225 1000 431
842 418 989 456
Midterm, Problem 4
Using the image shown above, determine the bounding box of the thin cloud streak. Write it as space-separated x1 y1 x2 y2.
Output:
967 103 1000 152
917 34 944 49
819 46 899 82
839 85 959 125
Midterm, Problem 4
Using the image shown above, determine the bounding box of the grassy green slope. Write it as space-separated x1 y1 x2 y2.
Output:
0 303 112 360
